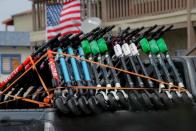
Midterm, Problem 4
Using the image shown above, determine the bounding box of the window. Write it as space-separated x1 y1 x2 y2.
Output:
1 54 21 74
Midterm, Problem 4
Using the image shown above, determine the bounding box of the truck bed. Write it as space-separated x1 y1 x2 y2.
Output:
0 56 196 131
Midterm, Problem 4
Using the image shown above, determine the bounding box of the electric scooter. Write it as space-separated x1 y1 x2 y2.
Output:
153 26 193 104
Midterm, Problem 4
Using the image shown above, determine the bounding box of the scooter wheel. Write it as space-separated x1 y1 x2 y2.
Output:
116 91 129 110
55 97 69 114
78 96 91 115
181 92 193 105
170 91 182 105
158 92 173 108
107 93 120 111
141 92 154 109
150 93 164 109
0 95 5 109
88 96 103 114
134 92 149 110
0 95 4 102
67 97 82 116
128 92 143 111
96 94 110 110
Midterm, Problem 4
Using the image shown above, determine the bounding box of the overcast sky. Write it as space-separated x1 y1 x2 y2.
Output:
0 0 31 31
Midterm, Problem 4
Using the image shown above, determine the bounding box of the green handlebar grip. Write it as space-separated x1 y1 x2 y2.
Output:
139 38 151 54
156 38 168 53
81 40 91 55
149 39 160 54
97 38 108 53
90 40 100 55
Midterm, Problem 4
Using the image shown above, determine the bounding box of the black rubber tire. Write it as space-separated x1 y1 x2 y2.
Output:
181 92 193 105
116 91 129 110
170 91 183 105
0 95 4 102
150 93 164 109
156 92 174 109
134 92 148 110
107 93 120 111
78 96 91 115
0 95 5 109
55 97 69 114
158 92 173 108
88 96 103 114
128 92 143 111
96 94 110 110
141 92 154 109
67 97 82 116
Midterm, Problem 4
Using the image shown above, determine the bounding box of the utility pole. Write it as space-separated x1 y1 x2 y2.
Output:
187 0 196 49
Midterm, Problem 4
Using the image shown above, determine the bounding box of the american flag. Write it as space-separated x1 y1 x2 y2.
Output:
46 0 81 40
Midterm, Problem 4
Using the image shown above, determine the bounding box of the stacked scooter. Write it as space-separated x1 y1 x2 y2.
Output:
0 25 193 115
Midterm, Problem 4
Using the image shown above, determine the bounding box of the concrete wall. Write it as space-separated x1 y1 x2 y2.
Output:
0 47 31 81
14 13 33 32
30 30 46 42
164 28 187 55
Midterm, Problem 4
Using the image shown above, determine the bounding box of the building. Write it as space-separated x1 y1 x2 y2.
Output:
1 12 31 81
30 0 196 56
3 0 196 56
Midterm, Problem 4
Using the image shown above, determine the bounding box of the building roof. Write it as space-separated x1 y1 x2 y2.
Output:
0 32 30 47
2 10 32 26
13 10 32 17
2 18 14 26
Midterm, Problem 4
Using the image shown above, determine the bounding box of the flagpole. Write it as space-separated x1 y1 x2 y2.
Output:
45 3 48 42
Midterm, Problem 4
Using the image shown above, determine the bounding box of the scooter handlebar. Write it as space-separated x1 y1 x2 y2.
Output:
125 26 145 39
91 26 101 33
143 24 158 36
148 25 165 40
59 34 73 43
108 25 115 31
32 33 61 57
155 25 174 39
132 25 157 43
104 25 115 34
163 25 174 33
94 26 115 40
120 27 130 36
83 27 102 40
69 32 83 40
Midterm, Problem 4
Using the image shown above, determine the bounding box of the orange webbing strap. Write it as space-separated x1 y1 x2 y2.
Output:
52 52 186 91
29 56 50 96
1 53 47 95
4 93 51 107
